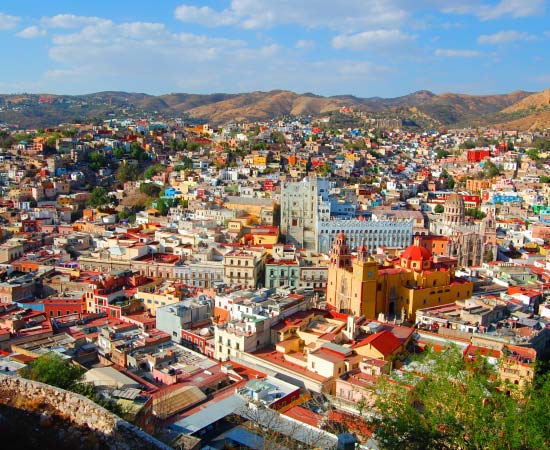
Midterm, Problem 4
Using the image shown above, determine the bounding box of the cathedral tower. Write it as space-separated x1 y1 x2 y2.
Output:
443 192 466 226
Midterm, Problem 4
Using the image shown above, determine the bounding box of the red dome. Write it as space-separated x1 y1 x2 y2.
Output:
401 245 432 261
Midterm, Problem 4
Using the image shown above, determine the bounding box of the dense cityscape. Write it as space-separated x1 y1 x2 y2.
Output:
1 104 550 449
2 2 550 450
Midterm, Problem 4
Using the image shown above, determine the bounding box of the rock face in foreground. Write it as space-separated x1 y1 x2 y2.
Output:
0 374 172 450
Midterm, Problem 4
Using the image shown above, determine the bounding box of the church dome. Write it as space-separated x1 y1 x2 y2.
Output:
400 244 433 271
401 245 432 261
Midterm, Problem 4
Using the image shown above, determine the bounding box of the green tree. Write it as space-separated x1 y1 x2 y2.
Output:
19 353 84 390
140 183 161 198
534 138 550 152
113 147 125 159
446 176 455 190
436 148 450 159
316 163 332 176
88 150 108 170
19 353 126 418
459 140 476 150
434 204 444 214
144 163 164 179
88 186 109 207
527 148 540 161
129 142 148 161
480 160 501 179
154 198 178 216
174 157 193 171
371 347 550 450
116 161 139 183
465 208 486 219
118 209 136 223
187 141 201 152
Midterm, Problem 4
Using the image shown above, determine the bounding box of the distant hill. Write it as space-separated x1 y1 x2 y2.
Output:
1 88 547 129
501 89 550 113
486 89 550 131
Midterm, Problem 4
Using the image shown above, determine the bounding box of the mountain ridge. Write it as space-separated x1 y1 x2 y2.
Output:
1 88 547 130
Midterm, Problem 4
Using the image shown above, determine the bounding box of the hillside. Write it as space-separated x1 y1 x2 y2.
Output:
0 88 545 129
486 89 550 131
494 109 550 131
502 89 550 113
416 91 531 126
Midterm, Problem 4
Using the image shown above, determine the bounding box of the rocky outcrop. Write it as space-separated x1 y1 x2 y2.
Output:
0 374 173 450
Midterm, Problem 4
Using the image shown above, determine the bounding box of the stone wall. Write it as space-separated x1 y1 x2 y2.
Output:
0 374 173 450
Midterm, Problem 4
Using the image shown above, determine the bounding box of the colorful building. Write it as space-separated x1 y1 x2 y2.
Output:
326 233 473 321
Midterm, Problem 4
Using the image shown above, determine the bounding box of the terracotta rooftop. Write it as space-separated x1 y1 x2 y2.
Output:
352 330 402 357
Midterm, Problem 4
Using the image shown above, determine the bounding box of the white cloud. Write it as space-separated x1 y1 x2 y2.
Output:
40 14 110 29
0 12 20 30
175 1 408 32
295 39 315 50
443 0 545 21
174 5 238 27
332 29 416 51
435 48 481 57
36 16 389 95
480 0 545 20
175 1 546 31
478 30 537 44
16 25 47 39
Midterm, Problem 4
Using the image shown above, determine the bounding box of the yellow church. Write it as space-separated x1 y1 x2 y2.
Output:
326 233 473 321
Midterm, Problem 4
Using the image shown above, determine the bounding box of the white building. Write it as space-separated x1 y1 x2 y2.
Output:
317 218 413 253
281 174 413 253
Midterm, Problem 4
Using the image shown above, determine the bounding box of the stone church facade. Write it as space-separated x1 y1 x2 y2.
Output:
430 193 497 267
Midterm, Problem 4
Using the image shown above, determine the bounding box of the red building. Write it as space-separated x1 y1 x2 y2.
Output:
467 149 491 162
43 297 85 318
181 328 211 357
263 179 275 191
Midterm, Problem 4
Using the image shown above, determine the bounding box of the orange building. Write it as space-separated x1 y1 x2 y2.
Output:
326 233 473 321
414 235 449 258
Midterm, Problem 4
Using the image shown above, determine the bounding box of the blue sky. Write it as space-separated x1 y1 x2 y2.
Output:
0 0 548 97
